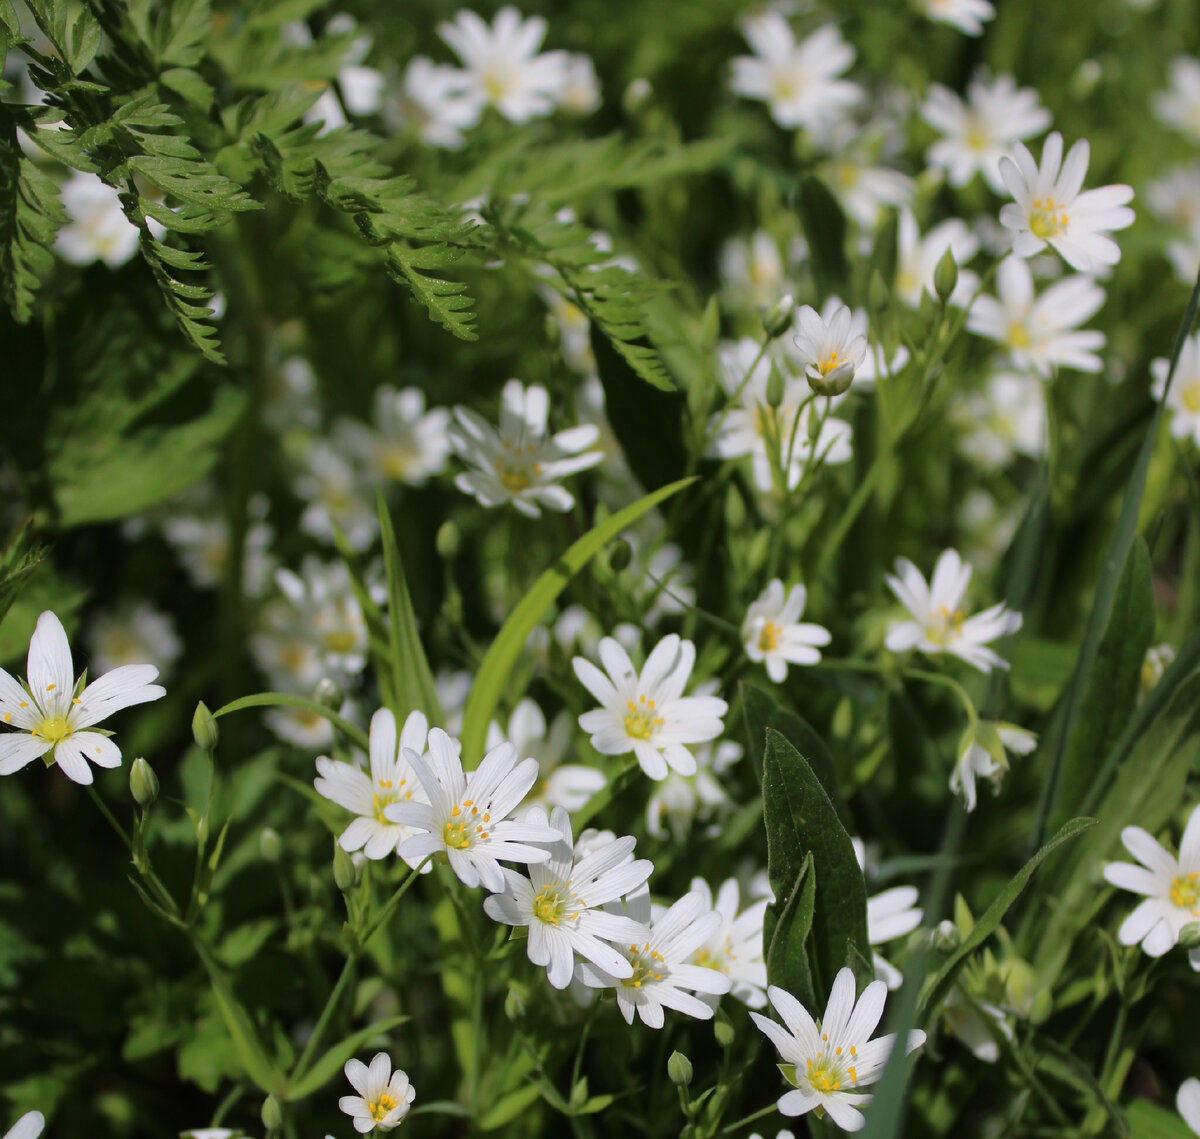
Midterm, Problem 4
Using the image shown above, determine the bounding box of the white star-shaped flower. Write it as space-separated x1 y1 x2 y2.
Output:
339 1053 415 1133
950 721 1036 812
1152 331 1200 448
687 876 769 1009
895 209 980 309
742 579 832 683
917 0 994 35
1154 57 1200 143
390 57 482 149
3 1112 44 1139
1179 1078 1200 1137
791 303 868 395
0 611 165 785
335 386 452 486
54 172 141 268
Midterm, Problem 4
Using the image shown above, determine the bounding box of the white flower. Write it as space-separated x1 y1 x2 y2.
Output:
88 602 182 679
1154 57 1200 142
1152 332 1200 448
851 839 923 990
55 172 140 268
632 540 697 628
885 548 1022 673
576 890 733 1027
646 738 741 841
791 304 868 394
294 440 378 551
1102 805 1200 969
573 634 728 781
438 6 569 123
922 73 1052 193
483 805 652 988
315 708 431 862
895 210 979 309
1179 1078 1200 1137
450 380 602 517
825 151 914 231
0 611 165 785
729 15 861 133
784 298 907 386
917 0 994 35
339 1053 415 1133
486 699 604 812
719 230 788 312
537 283 595 376
743 580 832 682
1142 644 1176 697
941 985 1013 1062
181 1131 243 1139
998 132 1135 272
266 700 358 753
385 727 560 892
955 373 1047 470
951 723 1036 812
389 57 482 148
966 255 1106 376
688 877 769 1009
3 1112 44 1139
751 969 926 1131
557 53 601 115
335 387 452 486
161 504 274 594
1146 163 1200 233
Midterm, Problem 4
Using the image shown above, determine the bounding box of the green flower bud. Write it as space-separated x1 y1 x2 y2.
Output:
700 295 721 351
569 1076 590 1109
934 248 958 304
713 1008 735 1047
259 827 283 863
129 757 159 808
332 844 358 893
192 701 218 752
623 77 652 114
806 365 854 398
667 1050 693 1087
504 979 530 1021
260 1094 283 1132
313 677 344 710
931 920 960 951
608 537 633 573
436 520 460 560
762 293 796 340
1000 957 1038 1018
766 364 786 409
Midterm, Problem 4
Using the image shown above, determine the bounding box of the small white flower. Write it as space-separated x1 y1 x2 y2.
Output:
1103 805 1200 969
941 985 1013 1062
558 53 601 115
576 890 733 1027
335 386 452 486
1146 163 1200 233
729 15 862 133
998 132 1135 272
1152 331 1200 448
438 6 569 123
895 209 980 309
266 700 357 752
294 440 378 551
88 602 182 679
951 723 1036 812
573 634 728 781
719 230 789 312
783 298 907 387
955 372 1048 470
852 839 923 990
751 969 926 1131
3 1112 44 1139
315 708 431 862
825 151 914 231
537 284 595 376
791 304 868 394
1179 1078 1200 1137
1141 644 1176 698
922 73 1052 193
966 255 1106 376
385 728 560 892
55 172 140 268
743 580 832 683
0 611 165 785
161 500 274 594
1154 57 1200 143
646 738 741 841
917 0 994 35
687 877 769 1009
486 699 604 812
339 1053 415 1133
389 57 482 148
483 805 652 988
180 1131 243 1139
450 380 602 517
885 548 1022 673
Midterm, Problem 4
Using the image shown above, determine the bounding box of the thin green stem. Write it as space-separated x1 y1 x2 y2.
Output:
87 785 180 917
291 955 356 1083
360 857 430 947
717 1103 778 1135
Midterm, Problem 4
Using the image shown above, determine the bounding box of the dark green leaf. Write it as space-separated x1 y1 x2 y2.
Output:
798 175 848 300
765 852 816 1011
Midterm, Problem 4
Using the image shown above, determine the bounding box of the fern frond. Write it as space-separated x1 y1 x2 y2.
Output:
0 133 66 323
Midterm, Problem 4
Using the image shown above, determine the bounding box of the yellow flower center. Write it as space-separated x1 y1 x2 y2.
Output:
322 629 358 654
623 942 666 989
692 937 733 973
757 622 780 653
370 1091 397 1122
1029 197 1068 240
818 350 841 377
1181 379 1200 414
805 1040 858 1094
1171 872 1200 911
928 605 964 646
532 883 581 926
442 800 490 850
623 696 662 741
1007 322 1032 350
33 714 71 743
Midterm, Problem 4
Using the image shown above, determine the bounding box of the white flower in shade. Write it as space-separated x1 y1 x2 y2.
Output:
646 739 741 841
573 634 728 781
0 611 165 785
918 0 994 35
1154 58 1200 142
483 805 652 988
339 1053 415 1133
729 15 861 133
1152 332 1200 447
783 299 907 387
851 839 922 990
743 580 832 683
1102 805 1200 969
181 1131 243 1139
389 57 481 148
315 709 431 862
486 699 604 812
557 53 601 115
941 984 1012 1062
1146 163 1200 233
435 670 472 736
450 380 602 517
335 387 452 486
437 6 569 123
89 602 182 679
951 722 1037 812
825 152 914 232
1141 644 1176 698
955 373 1047 470
895 210 979 310
161 501 274 595
289 17 385 133
998 132 1135 272
792 304 868 394
294 440 378 552
688 877 769 1009
1179 1079 1200 1137
922 74 1052 193
385 728 560 892
3 1112 44 1139
719 230 788 312
751 970 926 1131
266 699 358 753
966 255 1106 376
576 890 732 1027
537 283 595 376
54 172 140 268
885 548 1022 673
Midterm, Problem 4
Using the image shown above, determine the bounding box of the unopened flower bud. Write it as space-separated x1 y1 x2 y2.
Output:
313 677 344 710
129 757 159 808
667 1050 694 1087
569 1076 590 1109
623 77 652 113
700 295 721 350
762 293 796 340
766 364 786 409
260 1094 283 1132
192 702 219 752
608 537 633 573
259 827 283 863
1001 957 1038 1018
504 979 530 1021
436 520 460 560
713 1009 735 1047
332 843 358 892
934 248 958 304
931 920 960 951
1181 921 1200 950
806 366 854 398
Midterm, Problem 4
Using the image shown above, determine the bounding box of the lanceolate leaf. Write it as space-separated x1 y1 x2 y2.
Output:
286 1015 409 1101
765 853 817 1013
213 692 369 753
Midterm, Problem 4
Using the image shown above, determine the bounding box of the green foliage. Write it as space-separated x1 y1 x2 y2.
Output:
798 175 849 301
0 141 65 322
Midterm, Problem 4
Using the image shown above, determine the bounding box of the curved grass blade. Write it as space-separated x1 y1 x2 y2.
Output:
214 692 369 752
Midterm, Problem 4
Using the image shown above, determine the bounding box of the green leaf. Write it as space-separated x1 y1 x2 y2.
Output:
385 242 478 341
213 692 369 753
762 729 871 998
458 476 695 764
0 142 67 323
798 175 848 300
1047 536 1154 832
921 817 1096 1014
478 1083 543 1131
0 529 47 630
1125 1099 1196 1139
765 852 817 1012
285 1015 409 1101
